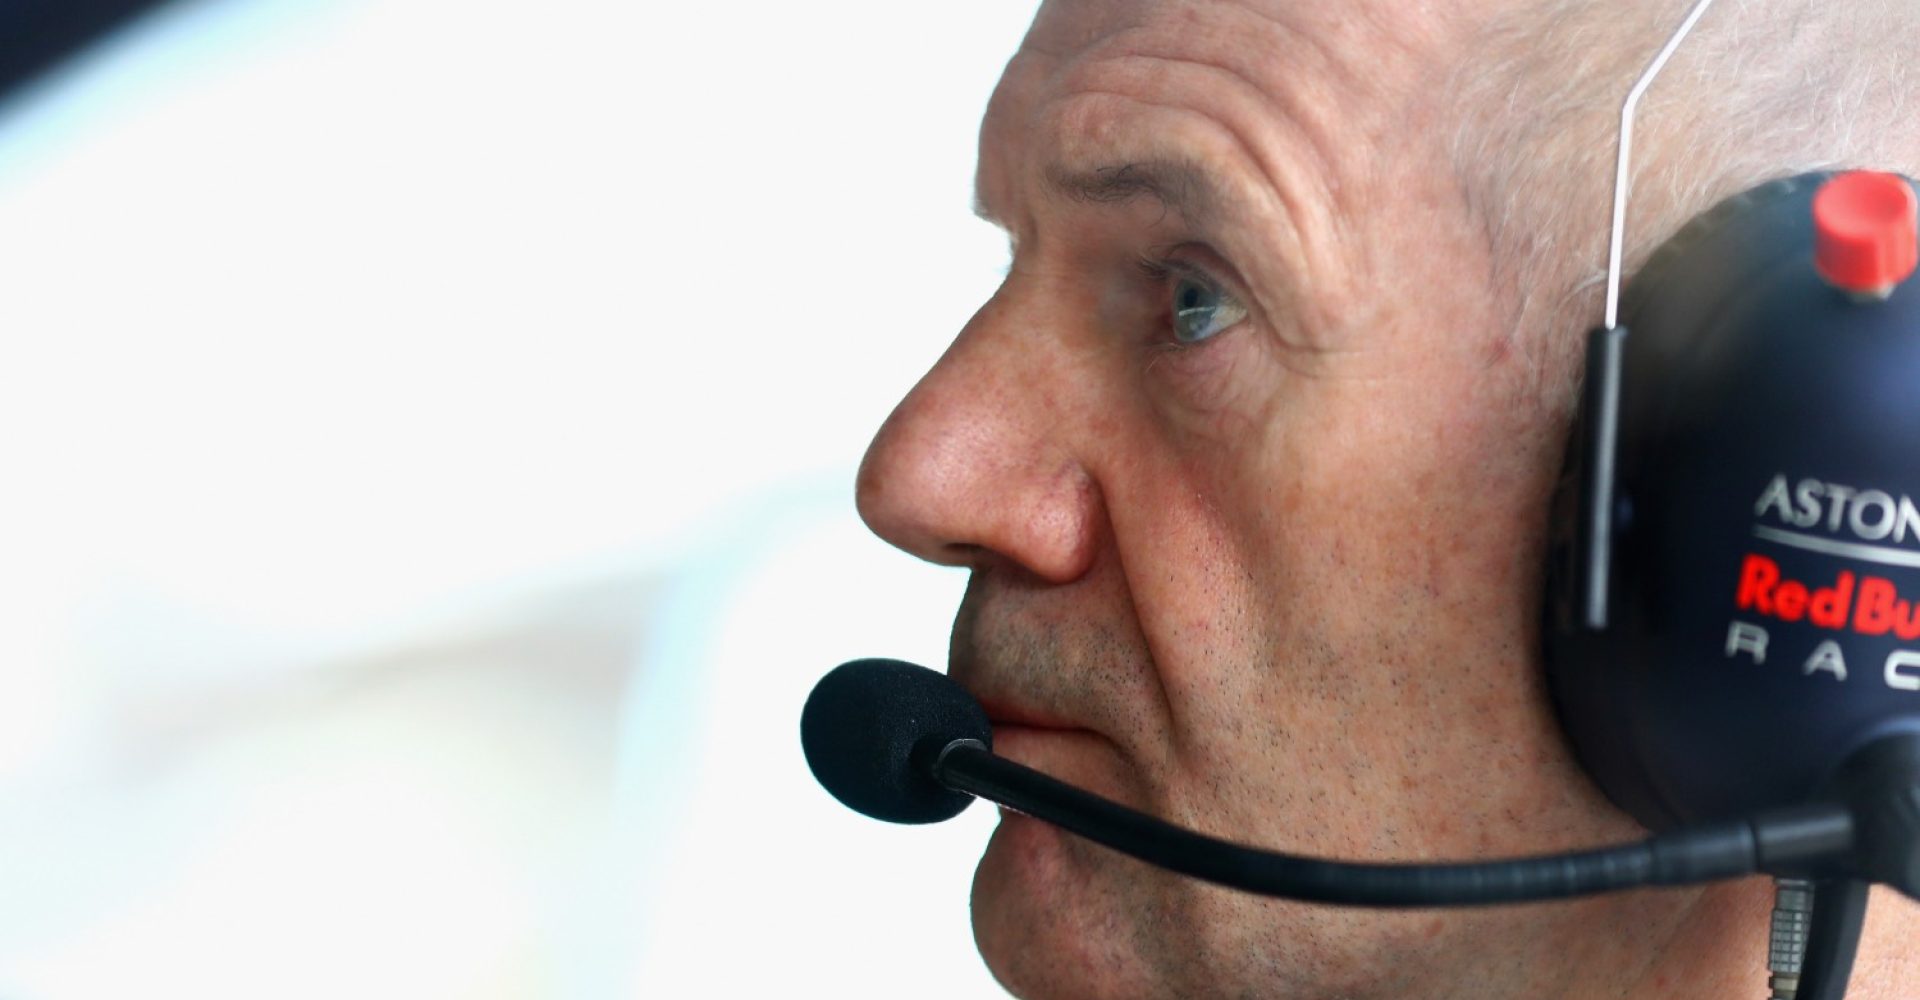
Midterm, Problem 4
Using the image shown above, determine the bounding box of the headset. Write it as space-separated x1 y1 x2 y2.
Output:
802 2 1920 997
1541 168 1920 1000
1543 3 1920 996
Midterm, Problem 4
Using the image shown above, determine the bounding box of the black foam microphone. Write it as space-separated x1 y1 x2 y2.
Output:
800 657 991 824
801 658 1866 907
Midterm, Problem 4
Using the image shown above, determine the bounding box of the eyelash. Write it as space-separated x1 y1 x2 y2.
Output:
1133 249 1233 348
1133 250 1192 286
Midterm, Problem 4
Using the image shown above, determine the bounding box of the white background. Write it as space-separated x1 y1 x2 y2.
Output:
0 0 1039 995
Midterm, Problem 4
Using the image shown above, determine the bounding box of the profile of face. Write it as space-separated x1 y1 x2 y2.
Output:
855 1 1753 998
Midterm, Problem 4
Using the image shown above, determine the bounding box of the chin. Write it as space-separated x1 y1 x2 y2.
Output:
970 810 1164 1000
968 810 1457 1000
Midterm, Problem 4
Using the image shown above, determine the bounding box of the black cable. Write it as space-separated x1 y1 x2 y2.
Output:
933 741 1854 908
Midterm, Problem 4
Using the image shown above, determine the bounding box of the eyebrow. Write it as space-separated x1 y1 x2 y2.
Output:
1042 159 1220 227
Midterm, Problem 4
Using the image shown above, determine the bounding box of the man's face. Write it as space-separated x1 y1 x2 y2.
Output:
857 2 1676 997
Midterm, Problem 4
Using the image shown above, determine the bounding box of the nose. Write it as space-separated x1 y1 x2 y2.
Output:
855 291 1102 583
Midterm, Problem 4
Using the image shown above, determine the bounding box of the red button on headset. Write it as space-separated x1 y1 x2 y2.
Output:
1813 170 1919 296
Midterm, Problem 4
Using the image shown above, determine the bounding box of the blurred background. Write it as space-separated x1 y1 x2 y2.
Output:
0 0 1038 995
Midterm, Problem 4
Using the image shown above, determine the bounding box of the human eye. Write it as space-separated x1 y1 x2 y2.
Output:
1137 251 1248 346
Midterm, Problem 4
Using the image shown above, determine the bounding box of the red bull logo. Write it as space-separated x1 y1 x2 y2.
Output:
1735 555 1920 639
1723 476 1920 689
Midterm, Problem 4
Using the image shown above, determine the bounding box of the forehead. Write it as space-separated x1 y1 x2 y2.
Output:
975 0 1467 234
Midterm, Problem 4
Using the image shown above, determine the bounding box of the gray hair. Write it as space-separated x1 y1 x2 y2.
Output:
1449 0 1920 408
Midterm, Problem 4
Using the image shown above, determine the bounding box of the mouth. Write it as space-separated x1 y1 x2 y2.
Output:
972 692 1082 733
965 691 1110 779
944 679 1082 757
949 667 1112 780
955 678 1150 820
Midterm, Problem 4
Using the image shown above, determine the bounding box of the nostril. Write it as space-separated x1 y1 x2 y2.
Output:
944 541 990 567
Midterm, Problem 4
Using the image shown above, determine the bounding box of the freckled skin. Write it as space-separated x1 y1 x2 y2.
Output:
856 1 1920 998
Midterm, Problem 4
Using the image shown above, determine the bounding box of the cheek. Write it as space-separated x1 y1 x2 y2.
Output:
1093 353 1559 697
1144 376 1552 679
1110 455 1259 638
1271 374 1553 557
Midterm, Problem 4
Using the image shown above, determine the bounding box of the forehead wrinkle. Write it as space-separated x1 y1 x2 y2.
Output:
1025 87 1347 361
1066 1 1467 245
1058 10 1475 339
1088 3 1407 162
1040 85 1299 246
1070 50 1343 280
1039 76 1345 329
986 6 1338 244
990 0 1462 327
974 42 1069 233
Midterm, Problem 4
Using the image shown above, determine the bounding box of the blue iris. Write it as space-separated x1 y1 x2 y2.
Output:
1170 275 1246 344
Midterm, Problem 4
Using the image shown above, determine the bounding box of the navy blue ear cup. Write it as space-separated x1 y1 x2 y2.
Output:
1547 172 1920 831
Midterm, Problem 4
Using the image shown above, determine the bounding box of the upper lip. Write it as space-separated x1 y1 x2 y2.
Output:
951 664 1083 731
974 693 1081 730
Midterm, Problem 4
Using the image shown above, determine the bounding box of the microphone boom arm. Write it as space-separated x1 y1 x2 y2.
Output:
932 739 1854 908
